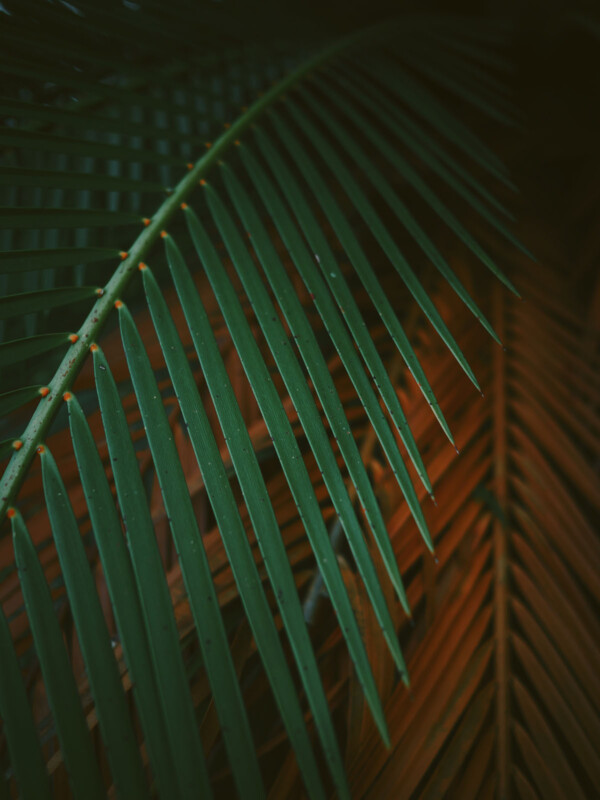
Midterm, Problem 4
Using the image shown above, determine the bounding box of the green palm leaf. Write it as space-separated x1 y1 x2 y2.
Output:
38 444 148 799
0 287 97 320
160 231 351 797
92 345 210 799
179 208 389 737
10 509 106 800
0 5 524 796
67 394 179 798
221 163 412 612
0 582 51 800
118 301 261 798
142 263 334 798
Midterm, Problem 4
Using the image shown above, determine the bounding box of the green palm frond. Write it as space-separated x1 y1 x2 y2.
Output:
0 2 526 797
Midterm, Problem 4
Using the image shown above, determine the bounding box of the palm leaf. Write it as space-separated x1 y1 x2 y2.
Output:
0 3 533 796
342 254 599 798
92 344 210 798
10 509 106 799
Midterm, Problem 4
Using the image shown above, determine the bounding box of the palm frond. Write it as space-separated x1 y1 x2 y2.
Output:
343 255 599 799
0 3 529 796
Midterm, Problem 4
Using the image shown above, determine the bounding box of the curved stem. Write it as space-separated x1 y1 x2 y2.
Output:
0 21 393 523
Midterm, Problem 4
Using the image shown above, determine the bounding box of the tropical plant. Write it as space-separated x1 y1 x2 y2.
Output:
0 1 598 798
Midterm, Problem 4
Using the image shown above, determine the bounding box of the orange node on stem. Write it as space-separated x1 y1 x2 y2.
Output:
199 179 207 186
39 387 50 397
205 142 212 149
142 217 151 227
7 508 16 519
180 202 188 210
187 162 194 170
12 440 23 452
68 334 79 344
223 122 231 129
63 392 72 402
37 445 45 454
114 299 123 309
160 230 168 238
119 251 128 260
95 287 104 296
138 261 148 271
234 140 241 147
90 343 99 352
